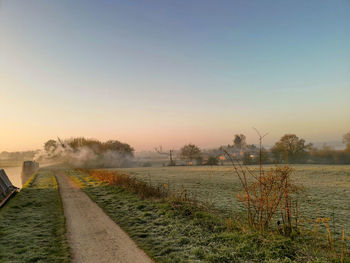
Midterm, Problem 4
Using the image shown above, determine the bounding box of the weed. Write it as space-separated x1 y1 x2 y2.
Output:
83 169 170 199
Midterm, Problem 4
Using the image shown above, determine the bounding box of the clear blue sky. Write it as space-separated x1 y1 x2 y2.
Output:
1 0 349 151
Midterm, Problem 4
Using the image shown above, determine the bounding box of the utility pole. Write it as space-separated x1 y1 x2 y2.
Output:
155 146 175 166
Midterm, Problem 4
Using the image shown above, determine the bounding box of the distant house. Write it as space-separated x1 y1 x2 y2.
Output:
221 144 260 161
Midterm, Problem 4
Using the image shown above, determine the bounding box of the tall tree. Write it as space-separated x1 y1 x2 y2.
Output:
44 140 58 155
271 134 312 163
180 144 201 165
233 134 246 149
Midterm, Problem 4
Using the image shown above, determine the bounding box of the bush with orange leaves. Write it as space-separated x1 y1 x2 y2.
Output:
83 169 169 199
223 149 302 235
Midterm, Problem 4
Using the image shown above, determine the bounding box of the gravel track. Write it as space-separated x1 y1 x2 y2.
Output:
55 170 154 263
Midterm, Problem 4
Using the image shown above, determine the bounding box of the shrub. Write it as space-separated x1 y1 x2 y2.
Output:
223 150 302 235
85 169 169 199
206 156 219 166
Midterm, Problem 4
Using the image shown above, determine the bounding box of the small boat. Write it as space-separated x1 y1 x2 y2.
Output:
0 169 19 208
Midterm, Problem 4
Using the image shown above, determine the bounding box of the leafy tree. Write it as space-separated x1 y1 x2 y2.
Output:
44 140 58 155
233 134 246 149
180 144 201 164
42 137 134 167
65 138 134 157
271 134 312 163
104 140 134 157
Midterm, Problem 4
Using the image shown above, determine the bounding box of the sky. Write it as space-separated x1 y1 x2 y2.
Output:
1 0 349 152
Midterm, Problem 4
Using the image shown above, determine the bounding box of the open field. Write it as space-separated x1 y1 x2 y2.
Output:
68 168 332 262
0 169 70 263
118 165 350 235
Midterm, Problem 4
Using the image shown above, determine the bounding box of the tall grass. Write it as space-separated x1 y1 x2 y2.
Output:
82 169 213 218
311 218 350 262
83 169 169 199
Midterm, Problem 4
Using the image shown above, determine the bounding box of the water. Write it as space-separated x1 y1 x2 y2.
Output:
2 166 22 188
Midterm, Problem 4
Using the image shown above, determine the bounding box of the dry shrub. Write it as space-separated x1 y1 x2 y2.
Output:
223 149 301 234
81 169 211 217
85 169 169 199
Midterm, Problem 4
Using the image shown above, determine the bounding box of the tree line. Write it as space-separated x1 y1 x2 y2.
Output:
172 132 350 165
1 132 349 167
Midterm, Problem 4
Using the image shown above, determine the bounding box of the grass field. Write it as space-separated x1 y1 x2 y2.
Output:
0 169 70 263
118 165 350 235
68 168 332 262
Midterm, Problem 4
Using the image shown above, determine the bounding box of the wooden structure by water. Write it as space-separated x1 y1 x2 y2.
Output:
0 169 18 208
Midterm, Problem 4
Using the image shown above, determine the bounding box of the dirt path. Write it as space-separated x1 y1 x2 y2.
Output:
55 170 154 263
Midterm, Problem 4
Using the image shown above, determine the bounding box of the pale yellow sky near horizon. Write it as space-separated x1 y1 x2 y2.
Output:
1 72 348 152
1 72 349 152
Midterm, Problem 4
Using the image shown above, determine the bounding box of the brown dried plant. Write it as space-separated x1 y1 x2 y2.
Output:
223 130 302 234
313 218 349 262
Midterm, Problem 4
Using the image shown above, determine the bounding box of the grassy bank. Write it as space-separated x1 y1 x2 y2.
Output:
0 169 70 263
119 165 350 235
67 169 332 263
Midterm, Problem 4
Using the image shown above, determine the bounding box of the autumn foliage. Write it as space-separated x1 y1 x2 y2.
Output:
85 169 168 199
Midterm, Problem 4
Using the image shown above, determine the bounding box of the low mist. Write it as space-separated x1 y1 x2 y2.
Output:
35 138 134 168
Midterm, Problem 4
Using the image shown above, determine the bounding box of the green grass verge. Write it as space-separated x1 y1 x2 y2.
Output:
0 169 70 263
67 169 330 263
